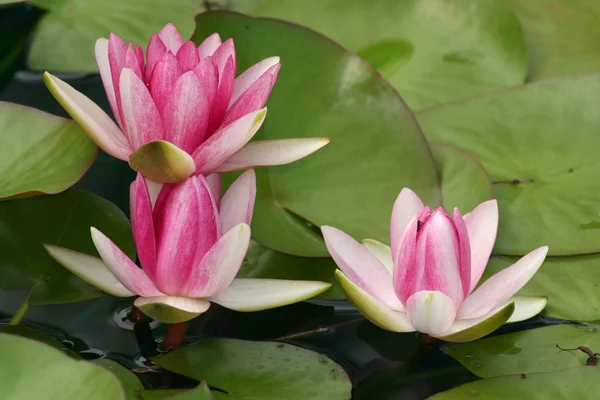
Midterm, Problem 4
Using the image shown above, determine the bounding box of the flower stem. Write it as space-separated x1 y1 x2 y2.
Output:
159 321 189 351
9 282 39 326
128 306 146 324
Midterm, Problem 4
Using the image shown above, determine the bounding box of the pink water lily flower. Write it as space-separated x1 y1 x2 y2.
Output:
322 188 549 342
45 170 331 323
43 23 329 183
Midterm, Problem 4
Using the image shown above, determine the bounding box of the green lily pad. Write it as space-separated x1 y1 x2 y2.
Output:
246 0 528 110
442 324 600 378
137 384 211 399
0 102 97 200
94 359 144 400
238 241 343 300
484 255 600 321
417 75 600 256
505 0 600 80
0 326 64 350
153 338 351 399
0 333 125 399
431 142 494 213
27 0 203 72
429 366 600 399
0 189 136 305
195 11 440 257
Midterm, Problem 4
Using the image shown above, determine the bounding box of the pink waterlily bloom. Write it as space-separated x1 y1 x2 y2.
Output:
322 188 549 342
45 170 331 324
43 23 329 182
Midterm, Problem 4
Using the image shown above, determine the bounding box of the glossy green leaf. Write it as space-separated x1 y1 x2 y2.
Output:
0 189 136 305
247 0 528 110
431 142 493 213
238 241 343 300
0 102 97 200
418 75 600 256
0 333 125 399
153 338 351 399
505 0 600 80
0 326 64 350
27 0 202 72
195 11 440 256
485 254 600 321
137 384 211 400
94 359 144 400
442 324 600 378
430 366 600 399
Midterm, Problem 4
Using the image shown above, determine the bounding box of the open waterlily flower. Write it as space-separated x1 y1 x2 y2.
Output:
322 188 549 343
43 23 329 183
45 170 331 323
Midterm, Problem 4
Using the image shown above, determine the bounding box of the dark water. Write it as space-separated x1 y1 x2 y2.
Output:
0 4 567 399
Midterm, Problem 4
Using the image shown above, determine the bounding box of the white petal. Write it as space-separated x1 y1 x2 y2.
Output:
220 169 256 233
464 200 499 292
506 295 547 323
209 278 331 312
405 290 456 335
134 296 210 324
390 188 424 264
361 239 393 272
44 244 134 297
434 302 514 343
144 179 163 209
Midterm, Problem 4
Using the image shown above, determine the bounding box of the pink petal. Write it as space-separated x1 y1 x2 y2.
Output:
161 71 209 154
176 41 200 71
158 23 184 54
124 44 144 82
186 223 251 298
149 52 184 117
392 214 419 304
130 173 157 282
193 108 266 175
198 32 222 59
230 57 280 106
223 64 280 126
212 38 236 79
152 176 219 295
108 33 127 127
458 246 549 319
193 57 218 143
391 188 425 265
322 226 404 311
146 33 168 82
453 208 471 298
406 290 456 335
220 169 256 233
206 173 222 207
464 200 499 292
95 38 122 127
207 56 235 134
119 68 164 150
90 227 163 297
134 45 145 76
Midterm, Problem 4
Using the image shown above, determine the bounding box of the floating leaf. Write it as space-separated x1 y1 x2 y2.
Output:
94 359 144 400
195 11 440 256
153 338 351 400
0 189 136 305
418 75 600 256
247 0 528 110
27 0 202 72
138 383 212 400
0 102 96 200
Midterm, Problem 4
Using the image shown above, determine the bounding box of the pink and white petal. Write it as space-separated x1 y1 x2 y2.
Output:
198 32 222 59
464 200 499 292
206 173 222 206
95 38 122 126
124 44 144 82
149 52 184 116
457 246 549 320
130 174 157 282
134 296 210 324
405 290 456 335
212 38 236 78
322 226 404 311
145 33 168 82
158 23 184 54
186 223 251 298
361 239 393 273
224 65 280 125
434 302 514 343
209 278 331 312
220 169 256 233
390 188 425 263
230 57 280 106
44 244 134 297
145 179 163 209
506 295 547 323
153 176 218 295
120 68 164 149
193 108 266 175
453 208 471 297
207 56 235 134
90 227 163 297
176 40 200 71
43 72 131 160
392 214 419 304
161 71 209 153
336 270 414 332
214 138 330 172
